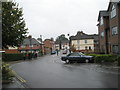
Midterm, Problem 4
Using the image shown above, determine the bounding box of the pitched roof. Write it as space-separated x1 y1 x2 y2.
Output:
70 31 98 40
55 40 69 44
21 38 42 45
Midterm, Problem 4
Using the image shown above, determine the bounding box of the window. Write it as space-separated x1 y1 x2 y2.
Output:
85 40 87 44
100 17 103 25
77 47 80 50
85 46 88 50
112 45 118 54
29 45 33 47
21 45 25 48
112 26 118 35
89 46 92 50
111 5 116 18
101 32 104 38
77 40 80 45
69 53 80 56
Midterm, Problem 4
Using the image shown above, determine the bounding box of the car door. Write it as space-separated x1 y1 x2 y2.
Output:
70 53 80 61
79 55 85 62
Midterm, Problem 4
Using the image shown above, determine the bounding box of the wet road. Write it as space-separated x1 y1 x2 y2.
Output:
11 53 119 88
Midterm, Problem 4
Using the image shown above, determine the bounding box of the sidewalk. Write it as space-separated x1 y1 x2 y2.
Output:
2 77 27 88
2 70 29 89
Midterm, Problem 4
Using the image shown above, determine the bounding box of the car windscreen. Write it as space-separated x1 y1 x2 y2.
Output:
79 52 85 56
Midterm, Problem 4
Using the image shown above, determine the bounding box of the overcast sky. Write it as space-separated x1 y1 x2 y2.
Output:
15 0 110 40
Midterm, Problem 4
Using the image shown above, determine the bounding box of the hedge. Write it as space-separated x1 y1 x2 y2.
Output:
117 55 120 66
87 54 119 63
94 55 116 63
2 53 24 61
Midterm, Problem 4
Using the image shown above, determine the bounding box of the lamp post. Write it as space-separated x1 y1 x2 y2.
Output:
67 34 71 54
28 35 32 52
40 35 43 55
28 35 32 59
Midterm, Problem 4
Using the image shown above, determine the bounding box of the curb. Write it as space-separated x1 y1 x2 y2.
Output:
12 70 30 88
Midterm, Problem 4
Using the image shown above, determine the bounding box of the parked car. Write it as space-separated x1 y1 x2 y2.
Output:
61 52 94 63
51 51 56 55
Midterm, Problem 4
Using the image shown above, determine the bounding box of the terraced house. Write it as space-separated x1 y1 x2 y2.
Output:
97 0 120 54
70 31 99 53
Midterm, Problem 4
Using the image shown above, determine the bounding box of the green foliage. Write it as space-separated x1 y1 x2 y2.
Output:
55 34 68 44
117 55 120 66
2 2 28 49
87 54 119 63
2 62 14 83
55 34 68 49
94 55 114 63
2 53 24 61
70 44 76 52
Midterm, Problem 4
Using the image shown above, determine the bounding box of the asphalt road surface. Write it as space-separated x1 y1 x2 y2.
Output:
11 53 119 88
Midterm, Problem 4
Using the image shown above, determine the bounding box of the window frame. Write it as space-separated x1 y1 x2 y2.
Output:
100 31 104 38
111 5 116 18
112 26 118 35
84 40 87 44
100 17 104 25
112 45 118 54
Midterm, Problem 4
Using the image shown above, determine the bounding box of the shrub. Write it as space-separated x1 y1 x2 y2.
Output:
94 55 116 63
2 62 14 83
117 55 120 66
2 53 24 61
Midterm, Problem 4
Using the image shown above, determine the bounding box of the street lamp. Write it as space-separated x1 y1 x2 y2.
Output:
67 34 71 54
40 35 43 55
28 35 32 59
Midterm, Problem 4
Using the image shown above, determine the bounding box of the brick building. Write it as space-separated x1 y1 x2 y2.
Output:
97 1 120 54
18 36 44 55
43 39 55 54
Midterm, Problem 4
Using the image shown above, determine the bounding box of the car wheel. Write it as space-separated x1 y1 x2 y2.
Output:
85 59 89 63
66 60 69 64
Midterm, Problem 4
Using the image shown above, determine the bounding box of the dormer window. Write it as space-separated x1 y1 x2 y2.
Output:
100 17 103 25
111 5 116 18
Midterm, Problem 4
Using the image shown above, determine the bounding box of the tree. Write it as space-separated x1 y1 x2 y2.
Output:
55 34 68 49
70 44 76 52
2 1 28 49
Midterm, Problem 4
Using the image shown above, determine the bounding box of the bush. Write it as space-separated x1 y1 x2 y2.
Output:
117 55 120 66
2 53 24 61
94 55 116 63
2 62 14 83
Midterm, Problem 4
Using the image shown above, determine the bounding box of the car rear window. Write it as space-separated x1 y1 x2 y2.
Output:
70 53 80 56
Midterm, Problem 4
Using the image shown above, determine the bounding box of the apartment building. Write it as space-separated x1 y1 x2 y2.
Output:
70 31 99 53
98 1 120 54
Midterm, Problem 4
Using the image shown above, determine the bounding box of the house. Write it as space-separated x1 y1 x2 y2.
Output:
55 40 69 50
70 31 99 53
43 39 55 54
18 36 44 55
97 0 120 54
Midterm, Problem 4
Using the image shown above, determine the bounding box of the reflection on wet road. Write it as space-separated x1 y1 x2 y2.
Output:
11 54 119 88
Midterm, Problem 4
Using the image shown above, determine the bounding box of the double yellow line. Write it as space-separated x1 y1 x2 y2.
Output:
12 70 26 83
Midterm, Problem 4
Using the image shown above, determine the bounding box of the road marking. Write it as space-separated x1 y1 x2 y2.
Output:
12 70 26 83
